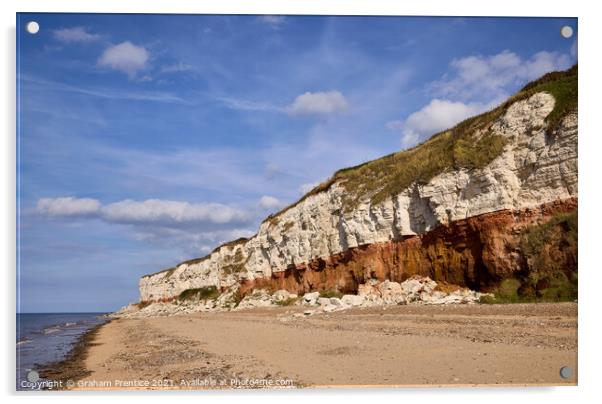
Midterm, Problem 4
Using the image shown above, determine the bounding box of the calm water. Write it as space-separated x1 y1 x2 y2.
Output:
16 313 108 390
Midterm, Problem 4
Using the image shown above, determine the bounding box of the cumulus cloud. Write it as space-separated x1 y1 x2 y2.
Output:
431 50 572 100
36 197 101 217
52 27 101 43
98 41 149 78
36 197 255 258
288 91 349 116
101 199 248 225
388 99 488 147
389 49 573 148
258 195 281 210
37 197 248 226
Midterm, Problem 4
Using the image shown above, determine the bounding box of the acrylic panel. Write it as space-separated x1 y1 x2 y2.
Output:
16 13 578 390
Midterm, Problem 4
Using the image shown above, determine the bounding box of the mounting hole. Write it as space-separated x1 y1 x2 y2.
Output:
26 21 40 35
26 370 39 383
560 26 573 39
559 366 573 379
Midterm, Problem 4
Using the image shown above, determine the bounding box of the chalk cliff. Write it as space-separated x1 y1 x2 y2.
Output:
138 67 578 305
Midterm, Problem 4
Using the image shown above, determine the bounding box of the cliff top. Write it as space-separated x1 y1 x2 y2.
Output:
266 64 577 218
142 65 577 279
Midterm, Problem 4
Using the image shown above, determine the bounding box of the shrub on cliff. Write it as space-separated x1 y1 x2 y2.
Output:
135 301 152 309
178 286 220 301
519 210 578 302
319 290 344 299
274 297 299 306
480 209 578 305
496 279 522 302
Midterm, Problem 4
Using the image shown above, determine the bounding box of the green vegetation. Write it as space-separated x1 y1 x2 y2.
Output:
141 66 578 285
262 65 577 216
319 289 344 299
142 237 251 279
481 271 577 304
520 210 577 264
480 210 578 304
517 65 577 131
163 268 176 279
477 295 497 304
178 286 220 301
453 131 508 169
274 297 299 306
487 278 523 303
223 288 245 307
222 248 247 275
222 262 245 275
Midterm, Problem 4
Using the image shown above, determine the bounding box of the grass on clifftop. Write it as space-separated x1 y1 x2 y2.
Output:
266 65 577 217
517 65 577 131
146 66 577 278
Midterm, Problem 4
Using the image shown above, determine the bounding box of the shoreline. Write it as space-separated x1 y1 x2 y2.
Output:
37 319 111 390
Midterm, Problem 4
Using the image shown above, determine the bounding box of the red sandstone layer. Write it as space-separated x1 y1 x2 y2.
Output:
240 198 578 296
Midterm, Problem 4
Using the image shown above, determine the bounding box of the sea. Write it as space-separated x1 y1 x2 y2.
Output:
16 313 108 391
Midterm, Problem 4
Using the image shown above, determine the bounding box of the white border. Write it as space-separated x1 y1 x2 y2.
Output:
2 0 600 402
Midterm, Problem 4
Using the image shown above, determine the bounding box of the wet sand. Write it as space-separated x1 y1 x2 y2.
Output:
49 303 577 389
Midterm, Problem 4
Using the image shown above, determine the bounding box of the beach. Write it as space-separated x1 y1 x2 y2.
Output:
48 303 577 389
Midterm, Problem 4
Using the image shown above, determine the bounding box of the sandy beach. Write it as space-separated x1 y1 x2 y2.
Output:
47 303 577 389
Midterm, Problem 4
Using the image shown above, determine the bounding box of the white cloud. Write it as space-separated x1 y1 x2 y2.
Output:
389 99 488 147
36 197 255 258
37 197 248 225
431 50 572 100
258 195 281 210
215 91 348 116
98 41 149 78
53 27 101 43
288 91 349 116
36 197 101 217
390 49 573 148
102 199 248 225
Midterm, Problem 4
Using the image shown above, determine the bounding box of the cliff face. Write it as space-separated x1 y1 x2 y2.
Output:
139 70 578 303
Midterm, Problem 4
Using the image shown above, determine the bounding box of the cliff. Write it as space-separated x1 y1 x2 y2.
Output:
138 66 578 305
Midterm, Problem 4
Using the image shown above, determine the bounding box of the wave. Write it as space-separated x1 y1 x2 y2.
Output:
42 326 61 335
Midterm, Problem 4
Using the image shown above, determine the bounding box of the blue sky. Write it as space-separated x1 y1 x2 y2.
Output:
16 14 577 312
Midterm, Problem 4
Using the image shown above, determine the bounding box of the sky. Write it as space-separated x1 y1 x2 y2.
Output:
16 14 577 312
